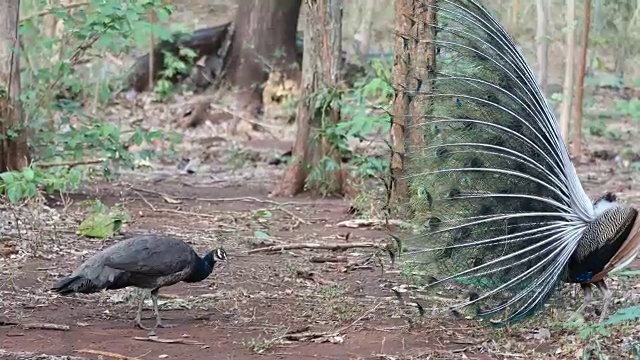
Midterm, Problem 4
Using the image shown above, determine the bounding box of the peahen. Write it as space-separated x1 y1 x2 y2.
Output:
52 234 228 334
399 0 640 325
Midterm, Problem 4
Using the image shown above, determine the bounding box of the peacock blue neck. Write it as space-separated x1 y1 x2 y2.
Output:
184 252 216 283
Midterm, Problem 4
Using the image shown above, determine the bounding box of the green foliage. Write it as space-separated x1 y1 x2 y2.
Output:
0 0 184 204
153 46 199 100
614 99 640 121
306 59 392 196
77 199 130 239
0 166 83 203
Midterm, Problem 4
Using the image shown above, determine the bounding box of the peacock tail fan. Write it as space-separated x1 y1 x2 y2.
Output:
399 0 595 324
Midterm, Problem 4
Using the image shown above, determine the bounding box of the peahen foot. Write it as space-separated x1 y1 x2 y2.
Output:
594 280 611 323
147 289 175 336
133 290 151 330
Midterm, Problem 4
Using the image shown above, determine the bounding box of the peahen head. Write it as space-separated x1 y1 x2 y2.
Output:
189 248 228 283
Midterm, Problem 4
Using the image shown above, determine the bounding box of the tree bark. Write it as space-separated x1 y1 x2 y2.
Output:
559 0 576 146
0 0 30 172
390 0 435 207
390 0 412 201
271 0 343 197
354 0 375 64
535 0 549 94
573 0 591 161
226 0 302 115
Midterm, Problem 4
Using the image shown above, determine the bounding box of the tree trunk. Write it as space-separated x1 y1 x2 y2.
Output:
559 0 576 146
535 0 549 94
0 0 29 172
390 0 436 207
390 0 412 202
354 0 375 64
226 0 302 115
573 0 591 161
270 0 344 198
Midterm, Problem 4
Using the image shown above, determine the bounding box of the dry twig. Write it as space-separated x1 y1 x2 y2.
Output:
75 349 139 360
36 158 106 168
130 187 307 225
336 218 412 229
0 319 70 331
133 336 205 345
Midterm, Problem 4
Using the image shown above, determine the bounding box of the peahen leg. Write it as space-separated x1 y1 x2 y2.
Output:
594 280 611 322
575 283 592 316
134 290 151 330
149 288 175 336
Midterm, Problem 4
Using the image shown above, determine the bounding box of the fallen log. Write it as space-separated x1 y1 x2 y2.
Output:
126 22 367 95
127 22 232 92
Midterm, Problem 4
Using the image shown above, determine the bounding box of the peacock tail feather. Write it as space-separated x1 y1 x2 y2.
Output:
399 0 597 323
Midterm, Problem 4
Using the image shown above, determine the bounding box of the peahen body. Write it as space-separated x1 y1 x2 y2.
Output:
400 0 640 324
52 234 228 334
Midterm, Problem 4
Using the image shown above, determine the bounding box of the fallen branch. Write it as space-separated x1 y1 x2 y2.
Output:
131 187 307 225
248 242 384 254
309 256 348 263
0 319 70 331
134 191 218 220
36 158 106 168
336 218 412 229
21 322 71 331
75 349 139 360
133 336 205 345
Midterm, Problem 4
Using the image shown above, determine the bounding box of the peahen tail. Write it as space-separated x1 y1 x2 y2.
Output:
399 0 597 323
51 275 101 295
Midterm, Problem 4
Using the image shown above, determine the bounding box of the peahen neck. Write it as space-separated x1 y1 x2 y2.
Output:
184 252 216 283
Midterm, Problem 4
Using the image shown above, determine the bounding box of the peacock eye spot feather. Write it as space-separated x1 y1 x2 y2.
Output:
477 204 492 216
428 217 442 230
416 187 433 209
452 227 472 242
435 147 451 159
468 157 483 168
448 188 461 199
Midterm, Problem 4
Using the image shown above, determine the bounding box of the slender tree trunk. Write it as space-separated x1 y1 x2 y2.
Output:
271 0 344 197
0 0 30 172
535 0 549 94
390 0 412 201
226 0 302 115
354 0 375 64
390 0 436 210
573 0 591 160
559 0 576 146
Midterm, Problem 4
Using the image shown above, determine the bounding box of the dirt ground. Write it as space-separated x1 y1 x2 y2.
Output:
0 166 491 360
1 133 640 360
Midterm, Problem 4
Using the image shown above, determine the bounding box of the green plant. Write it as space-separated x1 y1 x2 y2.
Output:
77 199 130 239
306 59 392 196
0 0 184 204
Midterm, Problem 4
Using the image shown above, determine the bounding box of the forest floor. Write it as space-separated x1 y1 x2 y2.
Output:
2 1 640 359
1 125 640 360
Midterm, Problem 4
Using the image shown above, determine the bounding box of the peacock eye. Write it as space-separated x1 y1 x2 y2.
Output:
418 187 427 197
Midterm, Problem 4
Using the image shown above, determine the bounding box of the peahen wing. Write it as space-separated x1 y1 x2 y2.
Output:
102 235 197 277
400 0 595 323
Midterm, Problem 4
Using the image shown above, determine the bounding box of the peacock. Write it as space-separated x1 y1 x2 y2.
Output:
52 234 228 334
399 0 640 325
